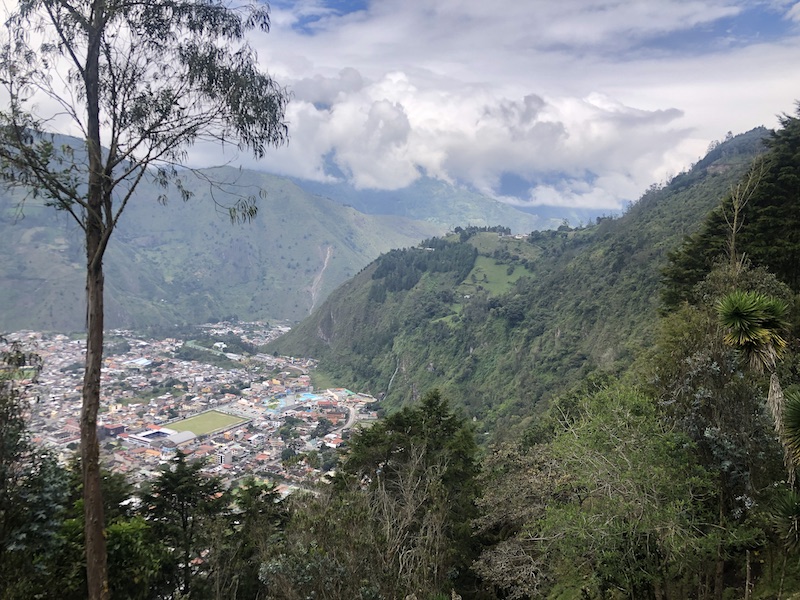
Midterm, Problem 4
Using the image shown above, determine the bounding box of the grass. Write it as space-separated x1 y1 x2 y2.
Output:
468 232 540 260
310 369 337 390
169 410 246 435
459 255 534 297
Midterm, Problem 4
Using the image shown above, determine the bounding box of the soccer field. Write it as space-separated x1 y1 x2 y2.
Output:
169 410 246 436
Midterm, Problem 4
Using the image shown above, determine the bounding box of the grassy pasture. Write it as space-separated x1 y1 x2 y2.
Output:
459 255 533 296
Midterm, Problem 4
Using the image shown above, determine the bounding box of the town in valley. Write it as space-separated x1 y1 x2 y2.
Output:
6 322 378 495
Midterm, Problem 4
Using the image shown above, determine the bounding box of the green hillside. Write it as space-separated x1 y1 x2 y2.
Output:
0 166 443 332
268 127 769 437
10 119 800 600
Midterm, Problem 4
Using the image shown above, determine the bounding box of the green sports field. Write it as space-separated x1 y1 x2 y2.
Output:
169 410 247 435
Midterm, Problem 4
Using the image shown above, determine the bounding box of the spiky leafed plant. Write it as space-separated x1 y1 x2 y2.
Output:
767 393 800 592
717 290 792 482
717 290 788 373
772 489 800 554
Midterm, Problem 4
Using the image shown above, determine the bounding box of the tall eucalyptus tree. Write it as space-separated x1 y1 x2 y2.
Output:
0 2 289 597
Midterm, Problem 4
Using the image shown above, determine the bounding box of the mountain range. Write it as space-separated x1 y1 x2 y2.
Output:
267 127 770 437
0 157 554 332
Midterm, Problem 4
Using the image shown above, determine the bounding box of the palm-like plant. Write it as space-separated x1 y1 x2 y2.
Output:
717 290 792 481
717 290 789 373
773 489 800 552
772 394 800 598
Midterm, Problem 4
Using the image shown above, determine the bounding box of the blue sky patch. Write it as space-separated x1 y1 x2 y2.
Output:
628 4 796 58
275 0 369 35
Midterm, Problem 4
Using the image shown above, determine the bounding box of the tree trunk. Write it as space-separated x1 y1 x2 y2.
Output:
82 8 109 595
744 549 751 600
777 553 787 600
82 231 108 600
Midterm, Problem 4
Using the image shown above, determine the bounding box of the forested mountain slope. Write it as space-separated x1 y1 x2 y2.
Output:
1 134 569 334
269 127 768 436
664 112 800 304
0 166 443 331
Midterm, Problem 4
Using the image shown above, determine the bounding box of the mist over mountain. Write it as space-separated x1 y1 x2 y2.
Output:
289 175 597 232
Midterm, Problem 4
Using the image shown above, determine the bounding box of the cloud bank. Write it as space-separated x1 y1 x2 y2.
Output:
202 1 800 209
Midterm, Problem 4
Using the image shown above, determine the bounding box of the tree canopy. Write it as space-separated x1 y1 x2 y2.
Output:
663 104 800 306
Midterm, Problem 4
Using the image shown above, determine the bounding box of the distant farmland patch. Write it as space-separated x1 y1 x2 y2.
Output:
169 410 247 436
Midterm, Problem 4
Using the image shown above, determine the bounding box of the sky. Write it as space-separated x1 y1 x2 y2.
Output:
219 0 800 211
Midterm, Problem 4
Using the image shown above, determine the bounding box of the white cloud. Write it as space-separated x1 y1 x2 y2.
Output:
236 1 800 209
784 1 800 22
11 0 793 211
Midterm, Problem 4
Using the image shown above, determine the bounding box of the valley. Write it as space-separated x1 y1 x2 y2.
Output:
3 0 800 596
268 126 770 436
11 323 377 493
0 162 555 333
5 118 800 600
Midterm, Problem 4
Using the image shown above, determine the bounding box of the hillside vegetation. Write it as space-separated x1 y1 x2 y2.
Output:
9 114 800 598
269 127 768 436
256 113 800 599
0 143 569 333
0 166 444 331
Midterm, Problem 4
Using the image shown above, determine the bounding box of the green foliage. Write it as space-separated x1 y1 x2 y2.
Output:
251 389 481 599
140 450 229 598
205 477 286 600
258 490 384 600
0 339 70 600
475 382 711 599
43 459 165 600
174 343 241 368
717 289 789 372
471 234 800 597
271 129 766 436
786 391 800 466
339 389 481 596
372 242 477 292
545 386 706 596
650 299 780 510
105 518 162 600
740 107 800 290
772 489 800 553
663 109 800 304
312 417 334 438
644 261 800 597
192 333 259 355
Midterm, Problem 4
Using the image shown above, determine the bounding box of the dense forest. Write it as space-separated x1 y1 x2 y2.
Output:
5 109 800 599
